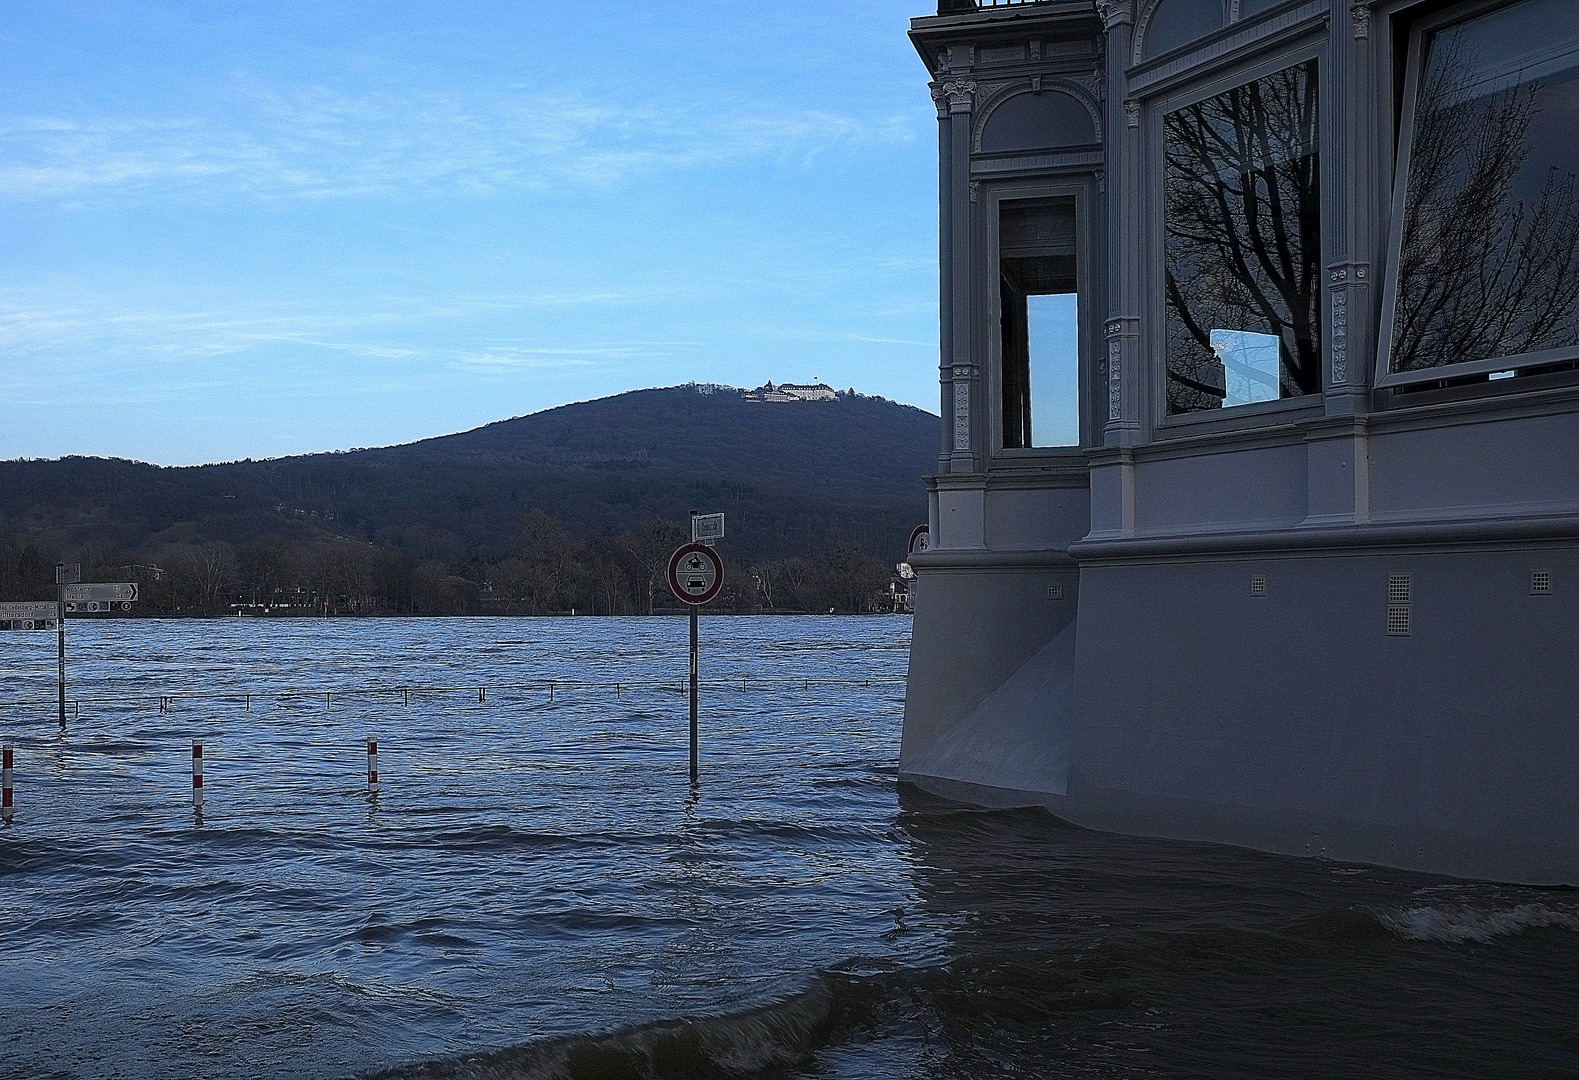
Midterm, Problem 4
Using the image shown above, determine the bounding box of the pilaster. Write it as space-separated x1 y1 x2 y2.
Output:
1324 1 1379 415
933 71 983 474
1099 0 1145 448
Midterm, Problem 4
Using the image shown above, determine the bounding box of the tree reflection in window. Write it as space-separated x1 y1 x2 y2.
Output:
1164 60 1321 414
1390 0 1579 375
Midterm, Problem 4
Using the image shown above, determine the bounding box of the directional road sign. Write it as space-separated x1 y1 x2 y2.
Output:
1 619 58 631
0 602 60 621
62 583 138 602
66 601 133 613
667 543 723 605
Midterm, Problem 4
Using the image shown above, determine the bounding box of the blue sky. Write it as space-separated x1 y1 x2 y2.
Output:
0 1 941 466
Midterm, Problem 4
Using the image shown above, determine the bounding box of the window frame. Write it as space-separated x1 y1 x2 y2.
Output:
981 177 1100 462
1376 0 1579 390
1149 38 1328 434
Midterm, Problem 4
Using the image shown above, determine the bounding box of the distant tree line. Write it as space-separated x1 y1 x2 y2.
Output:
0 510 901 618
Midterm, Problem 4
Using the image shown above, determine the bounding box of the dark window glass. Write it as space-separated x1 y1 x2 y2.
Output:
1389 0 1579 375
1163 59 1321 414
980 91 1098 153
1001 198 1080 448
1141 0 1226 62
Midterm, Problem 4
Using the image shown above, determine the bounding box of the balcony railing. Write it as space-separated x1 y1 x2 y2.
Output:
936 0 1070 13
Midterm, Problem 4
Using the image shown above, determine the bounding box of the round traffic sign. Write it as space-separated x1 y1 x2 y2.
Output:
667 543 723 605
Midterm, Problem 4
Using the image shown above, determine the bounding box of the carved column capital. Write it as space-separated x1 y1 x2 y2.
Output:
1094 0 1134 28
931 78 978 116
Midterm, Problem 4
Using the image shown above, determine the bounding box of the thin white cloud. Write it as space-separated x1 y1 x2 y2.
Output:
0 82 917 203
0 288 670 366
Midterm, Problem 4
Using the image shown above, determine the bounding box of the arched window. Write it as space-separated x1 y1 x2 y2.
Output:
979 91 1097 153
1139 0 1227 62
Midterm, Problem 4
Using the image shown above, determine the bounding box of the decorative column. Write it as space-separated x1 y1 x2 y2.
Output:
1325 0 1378 414
932 57 981 475
1081 0 1141 541
1098 0 1143 448
1301 1 1377 529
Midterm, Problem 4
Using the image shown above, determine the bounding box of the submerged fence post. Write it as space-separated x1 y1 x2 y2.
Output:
2 744 13 821
367 738 379 793
192 742 204 809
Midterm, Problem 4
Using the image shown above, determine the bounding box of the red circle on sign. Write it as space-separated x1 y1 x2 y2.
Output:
667 543 723 606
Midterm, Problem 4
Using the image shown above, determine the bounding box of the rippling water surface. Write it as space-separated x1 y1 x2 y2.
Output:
1 616 1575 1080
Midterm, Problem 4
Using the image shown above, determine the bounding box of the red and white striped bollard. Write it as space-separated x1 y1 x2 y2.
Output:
367 738 379 793
192 741 204 808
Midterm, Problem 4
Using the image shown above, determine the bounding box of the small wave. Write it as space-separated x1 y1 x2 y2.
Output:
368 978 840 1080
1377 903 1579 943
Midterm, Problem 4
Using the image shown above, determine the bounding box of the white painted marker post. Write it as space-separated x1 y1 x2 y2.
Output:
192 742 204 808
2 745 13 821
367 738 379 793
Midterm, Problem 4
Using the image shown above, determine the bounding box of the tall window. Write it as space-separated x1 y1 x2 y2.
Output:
1384 0 1579 383
1163 59 1322 414
1000 197 1081 448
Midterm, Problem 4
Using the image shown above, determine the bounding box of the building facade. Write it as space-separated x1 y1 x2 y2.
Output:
900 0 1579 884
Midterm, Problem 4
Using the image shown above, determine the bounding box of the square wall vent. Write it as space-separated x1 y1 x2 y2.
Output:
1387 606 1412 637
1388 574 1411 604
1046 583 1064 600
1531 570 1552 595
1250 576 1266 596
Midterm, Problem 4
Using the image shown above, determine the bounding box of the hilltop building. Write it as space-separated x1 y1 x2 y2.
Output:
745 381 840 402
900 0 1579 883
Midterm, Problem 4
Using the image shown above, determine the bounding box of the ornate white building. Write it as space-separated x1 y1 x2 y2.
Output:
900 0 1579 884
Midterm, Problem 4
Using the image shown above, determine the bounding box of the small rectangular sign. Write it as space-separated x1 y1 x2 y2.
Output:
692 513 724 542
56 563 81 584
0 601 60 620
0 618 58 631
62 583 138 602
66 601 131 613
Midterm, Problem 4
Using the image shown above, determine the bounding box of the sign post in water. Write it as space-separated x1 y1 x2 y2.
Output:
668 511 724 782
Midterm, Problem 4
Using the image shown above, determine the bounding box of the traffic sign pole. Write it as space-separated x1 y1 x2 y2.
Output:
689 511 699 783
55 570 66 730
667 521 725 784
690 592 699 783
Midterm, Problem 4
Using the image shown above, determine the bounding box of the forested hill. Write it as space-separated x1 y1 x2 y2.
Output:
0 386 939 610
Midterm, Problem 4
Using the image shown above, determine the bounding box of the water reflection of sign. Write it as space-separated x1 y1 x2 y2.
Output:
667 543 723 605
